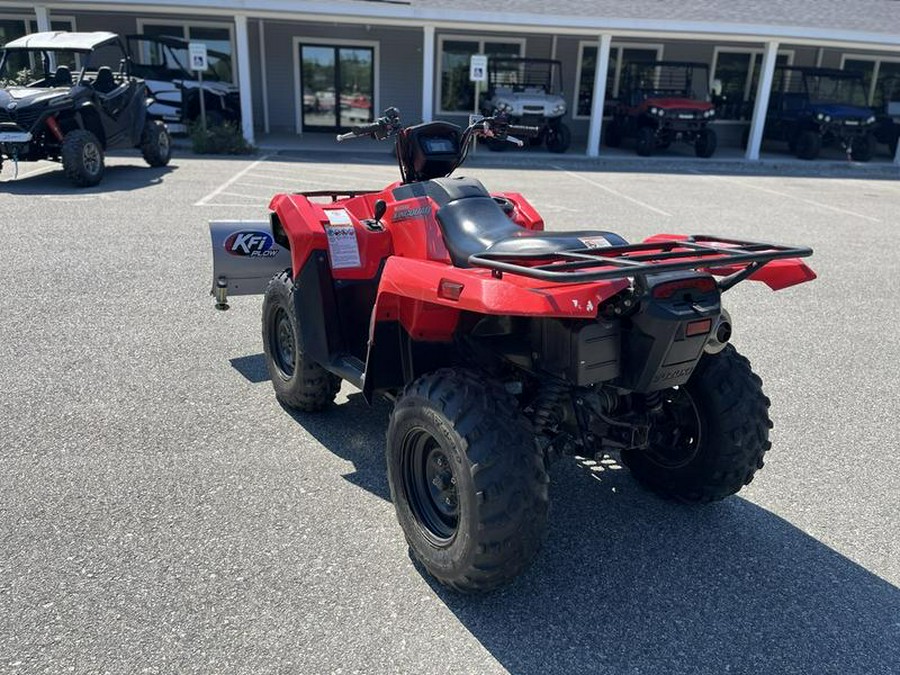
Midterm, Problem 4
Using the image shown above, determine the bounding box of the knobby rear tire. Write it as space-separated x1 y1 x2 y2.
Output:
386 368 549 593
622 345 772 503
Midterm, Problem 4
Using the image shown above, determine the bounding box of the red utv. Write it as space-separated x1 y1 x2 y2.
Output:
209 109 814 593
606 61 718 157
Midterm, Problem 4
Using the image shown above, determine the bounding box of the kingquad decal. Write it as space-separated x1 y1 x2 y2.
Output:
392 204 433 221
224 231 280 258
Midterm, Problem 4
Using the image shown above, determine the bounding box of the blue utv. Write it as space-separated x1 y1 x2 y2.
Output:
757 66 878 161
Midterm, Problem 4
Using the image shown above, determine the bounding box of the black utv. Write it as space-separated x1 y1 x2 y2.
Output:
127 34 241 134
0 31 171 186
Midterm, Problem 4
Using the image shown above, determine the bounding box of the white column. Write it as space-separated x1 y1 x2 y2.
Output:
586 33 612 157
745 40 779 161
421 24 435 122
34 5 51 32
258 20 270 134
34 6 54 70
234 15 255 145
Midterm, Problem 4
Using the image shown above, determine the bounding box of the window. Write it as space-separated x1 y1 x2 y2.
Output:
137 20 234 82
437 35 524 114
0 16 76 75
710 48 793 120
842 55 900 109
573 42 663 118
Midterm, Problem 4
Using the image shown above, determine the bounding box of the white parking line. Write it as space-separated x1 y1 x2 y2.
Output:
218 191 272 201
712 175 881 223
244 171 337 187
550 165 673 217
193 154 271 206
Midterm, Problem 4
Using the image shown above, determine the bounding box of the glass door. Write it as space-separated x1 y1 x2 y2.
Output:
300 44 373 131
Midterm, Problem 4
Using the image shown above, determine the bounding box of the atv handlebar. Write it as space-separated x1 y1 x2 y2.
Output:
336 107 402 142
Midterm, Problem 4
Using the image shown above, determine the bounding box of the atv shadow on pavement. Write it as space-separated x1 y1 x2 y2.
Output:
255 372 899 675
0 160 175 195
433 459 900 674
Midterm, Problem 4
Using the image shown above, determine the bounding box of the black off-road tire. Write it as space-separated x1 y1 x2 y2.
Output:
850 133 875 162
386 369 549 593
604 120 623 148
262 270 340 411
695 127 718 158
546 122 571 153
61 130 104 187
636 126 656 156
795 130 822 160
622 345 772 503
889 133 898 158
141 120 172 167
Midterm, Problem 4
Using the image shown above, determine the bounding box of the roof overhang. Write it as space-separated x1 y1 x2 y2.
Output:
12 1 900 53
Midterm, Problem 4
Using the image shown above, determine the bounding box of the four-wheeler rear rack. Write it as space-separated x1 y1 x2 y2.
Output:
468 235 813 289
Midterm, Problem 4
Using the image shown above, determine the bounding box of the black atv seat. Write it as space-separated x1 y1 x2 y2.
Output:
93 67 116 94
54 66 72 87
410 177 627 268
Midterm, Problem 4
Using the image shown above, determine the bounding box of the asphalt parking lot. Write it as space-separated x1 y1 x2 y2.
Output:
1 148 899 675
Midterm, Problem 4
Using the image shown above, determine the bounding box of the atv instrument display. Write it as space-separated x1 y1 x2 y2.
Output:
0 31 171 186
209 108 816 593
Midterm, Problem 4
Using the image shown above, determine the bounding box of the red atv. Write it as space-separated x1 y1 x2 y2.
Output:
605 61 718 157
209 108 814 592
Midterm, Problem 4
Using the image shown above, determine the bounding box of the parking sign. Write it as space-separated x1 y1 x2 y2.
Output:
188 42 208 72
470 55 488 82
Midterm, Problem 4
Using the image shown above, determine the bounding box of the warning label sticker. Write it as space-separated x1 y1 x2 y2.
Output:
578 235 610 249
326 225 361 269
325 209 352 226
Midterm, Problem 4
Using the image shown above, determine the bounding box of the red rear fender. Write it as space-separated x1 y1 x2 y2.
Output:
643 234 817 291
371 257 630 340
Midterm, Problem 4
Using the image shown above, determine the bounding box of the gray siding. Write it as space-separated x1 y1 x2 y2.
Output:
261 21 422 133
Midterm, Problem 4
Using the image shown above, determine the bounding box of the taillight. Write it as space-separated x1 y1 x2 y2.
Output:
652 277 717 299
686 318 713 337
438 279 464 301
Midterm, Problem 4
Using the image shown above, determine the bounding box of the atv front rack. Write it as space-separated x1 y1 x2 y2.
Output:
468 235 813 290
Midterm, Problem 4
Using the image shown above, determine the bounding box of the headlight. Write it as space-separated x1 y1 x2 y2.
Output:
649 107 658 116
816 112 825 121
553 103 566 114
656 108 665 117
824 115 831 123
866 115 876 125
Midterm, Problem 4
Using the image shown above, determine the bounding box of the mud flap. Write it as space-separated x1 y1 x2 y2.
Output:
208 220 293 307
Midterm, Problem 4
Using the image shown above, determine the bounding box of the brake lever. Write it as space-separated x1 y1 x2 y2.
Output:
506 135 524 147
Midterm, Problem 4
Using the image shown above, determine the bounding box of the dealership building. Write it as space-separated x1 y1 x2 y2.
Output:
2 0 900 163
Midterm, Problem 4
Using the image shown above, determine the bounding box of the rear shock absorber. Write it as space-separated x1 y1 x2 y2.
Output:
645 390 663 413
45 115 64 143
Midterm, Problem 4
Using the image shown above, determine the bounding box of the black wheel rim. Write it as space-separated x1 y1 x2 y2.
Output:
646 387 703 469
401 427 459 543
270 306 295 378
83 142 101 176
158 130 170 156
